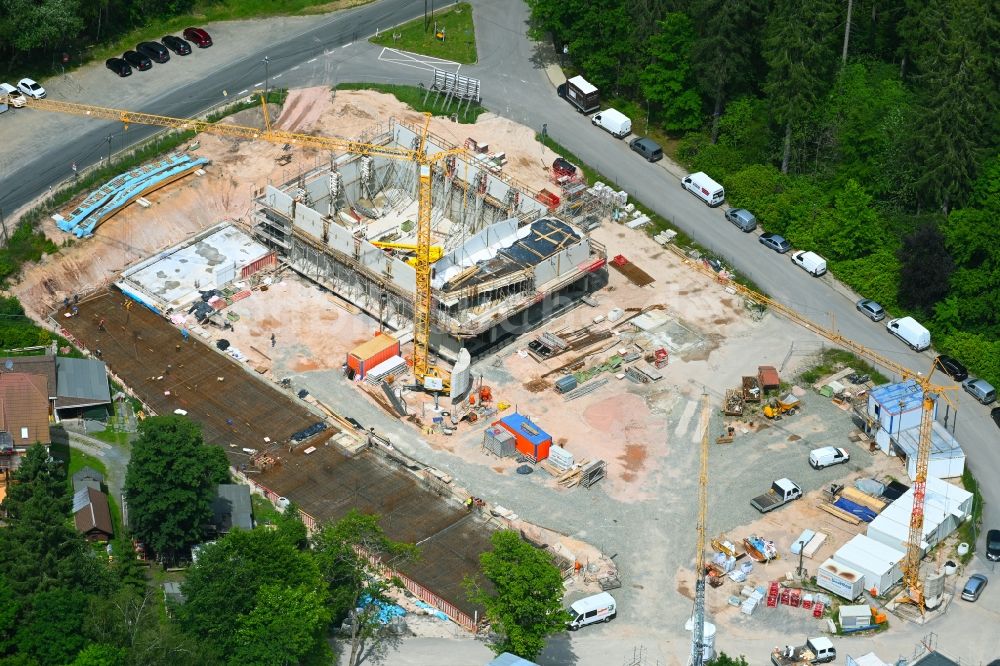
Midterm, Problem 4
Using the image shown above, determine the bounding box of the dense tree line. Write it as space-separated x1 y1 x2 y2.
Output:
529 0 1000 384
0 0 196 69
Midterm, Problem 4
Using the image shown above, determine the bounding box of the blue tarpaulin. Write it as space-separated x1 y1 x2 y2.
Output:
358 594 406 624
834 498 878 522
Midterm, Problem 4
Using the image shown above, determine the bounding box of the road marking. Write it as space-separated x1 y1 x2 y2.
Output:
272 74 282 79
238 89 248 95
377 47 461 73
674 399 697 437
291 65 300 70
308 58 318 63
254 81 263 87
342 43 352 48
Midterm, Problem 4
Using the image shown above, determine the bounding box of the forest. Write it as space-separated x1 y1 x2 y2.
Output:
528 0 1000 385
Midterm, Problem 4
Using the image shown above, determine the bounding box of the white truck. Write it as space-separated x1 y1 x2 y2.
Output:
751 478 802 513
566 592 616 630
0 82 27 113
681 172 725 207
791 250 827 276
591 108 631 138
886 316 931 351
771 638 836 666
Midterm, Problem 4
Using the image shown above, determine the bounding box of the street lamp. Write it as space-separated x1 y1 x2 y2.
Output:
561 44 568 68
262 56 271 101
797 541 806 578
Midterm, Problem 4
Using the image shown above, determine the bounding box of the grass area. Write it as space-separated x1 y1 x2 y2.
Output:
91 426 131 447
798 348 890 386
536 134 766 294
252 494 283 527
335 82 486 122
956 467 983 564
49 440 108 480
370 3 477 64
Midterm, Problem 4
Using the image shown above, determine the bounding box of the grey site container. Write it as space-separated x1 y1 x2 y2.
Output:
555 375 579 393
484 426 516 458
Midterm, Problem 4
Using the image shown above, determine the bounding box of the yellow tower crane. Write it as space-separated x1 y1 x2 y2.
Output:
673 247 957 610
691 393 711 665
8 93 464 389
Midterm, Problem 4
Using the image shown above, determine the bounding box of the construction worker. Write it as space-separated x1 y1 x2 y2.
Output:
98 318 106 331
270 333 276 348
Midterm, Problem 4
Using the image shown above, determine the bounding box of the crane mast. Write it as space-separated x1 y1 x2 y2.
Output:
691 394 711 666
9 94 462 389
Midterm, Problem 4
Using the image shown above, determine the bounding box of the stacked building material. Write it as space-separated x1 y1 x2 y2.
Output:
483 426 517 458
548 445 574 471
363 355 408 385
581 460 606 487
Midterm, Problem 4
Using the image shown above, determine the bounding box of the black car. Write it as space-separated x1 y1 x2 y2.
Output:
987 529 1000 562
935 354 968 381
161 35 192 55
105 57 132 77
136 41 170 63
992 407 1000 430
122 50 152 71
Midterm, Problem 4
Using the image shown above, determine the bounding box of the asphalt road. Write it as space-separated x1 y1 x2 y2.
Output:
1 0 996 549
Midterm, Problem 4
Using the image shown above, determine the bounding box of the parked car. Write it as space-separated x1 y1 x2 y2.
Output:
961 573 988 602
16 77 45 99
136 41 170 63
0 83 26 108
759 233 791 253
962 377 996 405
934 355 968 381
183 27 213 48
105 58 132 77
161 35 192 55
628 136 663 162
725 208 757 232
122 51 152 71
986 529 1000 562
992 408 1000 430
855 298 885 322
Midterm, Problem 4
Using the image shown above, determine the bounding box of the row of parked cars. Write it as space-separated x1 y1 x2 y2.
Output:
105 27 212 77
678 170 999 418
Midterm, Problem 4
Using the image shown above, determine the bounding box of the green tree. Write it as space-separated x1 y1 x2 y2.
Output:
312 510 419 666
689 0 764 141
763 0 840 173
231 584 331 666
640 14 702 132
898 223 954 314
123 416 229 563
179 526 326 657
821 179 883 261
709 653 749 666
466 530 569 661
905 0 999 213
70 644 127 666
14 588 89 664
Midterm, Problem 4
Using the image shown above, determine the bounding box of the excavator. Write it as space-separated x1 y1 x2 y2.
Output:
371 240 443 266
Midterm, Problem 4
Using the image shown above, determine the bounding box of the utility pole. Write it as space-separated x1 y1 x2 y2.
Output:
106 134 114 164
842 0 854 64
263 56 271 101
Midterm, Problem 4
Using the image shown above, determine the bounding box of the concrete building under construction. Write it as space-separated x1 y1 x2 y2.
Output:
251 119 608 360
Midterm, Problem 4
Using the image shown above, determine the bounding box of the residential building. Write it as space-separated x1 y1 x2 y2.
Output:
72 486 114 542
0 372 51 470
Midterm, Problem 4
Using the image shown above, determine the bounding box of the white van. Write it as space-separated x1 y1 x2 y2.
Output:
566 592 616 630
791 250 827 276
886 316 931 351
809 446 849 469
591 108 631 138
682 172 725 207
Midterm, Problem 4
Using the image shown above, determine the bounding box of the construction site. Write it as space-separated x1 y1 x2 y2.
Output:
9 85 986 663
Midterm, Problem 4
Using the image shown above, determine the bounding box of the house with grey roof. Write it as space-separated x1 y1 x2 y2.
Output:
211 484 254 534
72 466 105 493
0 354 112 420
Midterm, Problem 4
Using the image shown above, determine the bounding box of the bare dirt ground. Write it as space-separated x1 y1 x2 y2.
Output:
12 87 564 321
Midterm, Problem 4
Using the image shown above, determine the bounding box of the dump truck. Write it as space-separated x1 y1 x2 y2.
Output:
770 638 836 666
751 478 802 513
763 393 800 419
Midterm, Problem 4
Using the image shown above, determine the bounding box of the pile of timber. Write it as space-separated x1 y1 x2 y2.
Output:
817 502 862 525
841 486 886 513
554 459 606 488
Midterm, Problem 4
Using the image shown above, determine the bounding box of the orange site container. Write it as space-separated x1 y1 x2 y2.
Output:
494 413 552 462
346 333 400 379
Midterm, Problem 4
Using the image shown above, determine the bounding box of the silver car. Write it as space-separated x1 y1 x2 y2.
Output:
961 573 988 602
963 377 997 405
725 208 757 232
855 299 886 322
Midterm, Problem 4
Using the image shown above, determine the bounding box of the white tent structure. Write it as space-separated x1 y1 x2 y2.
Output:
866 477 973 556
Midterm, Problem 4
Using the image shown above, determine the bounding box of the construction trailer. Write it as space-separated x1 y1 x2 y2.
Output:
346 333 400 379
252 119 608 363
865 380 932 454
494 413 552 462
865 477 972 557
832 534 904 595
817 559 865 600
